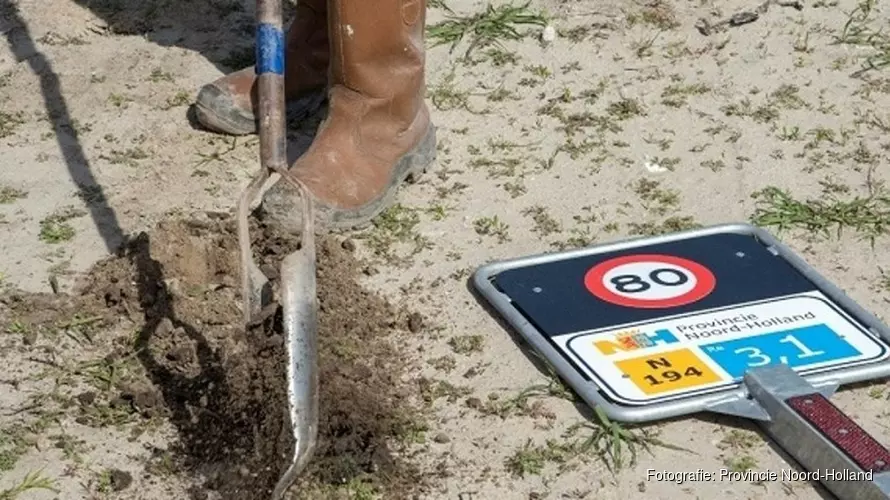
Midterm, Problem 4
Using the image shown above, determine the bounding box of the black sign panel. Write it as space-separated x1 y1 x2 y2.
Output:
493 232 818 337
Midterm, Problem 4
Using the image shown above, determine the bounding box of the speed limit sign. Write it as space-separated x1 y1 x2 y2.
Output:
584 254 716 309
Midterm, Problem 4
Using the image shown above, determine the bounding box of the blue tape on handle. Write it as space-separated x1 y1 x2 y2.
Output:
256 23 285 75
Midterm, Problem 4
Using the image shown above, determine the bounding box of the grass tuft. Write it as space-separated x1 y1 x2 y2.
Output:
833 0 890 76
0 470 58 500
751 186 890 244
427 2 547 57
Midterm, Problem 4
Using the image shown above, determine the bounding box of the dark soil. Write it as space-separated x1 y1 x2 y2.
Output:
0 212 428 499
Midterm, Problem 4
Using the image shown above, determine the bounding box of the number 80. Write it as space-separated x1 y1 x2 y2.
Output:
610 268 690 294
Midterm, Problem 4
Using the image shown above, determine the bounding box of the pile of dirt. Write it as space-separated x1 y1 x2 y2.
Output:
1 212 428 499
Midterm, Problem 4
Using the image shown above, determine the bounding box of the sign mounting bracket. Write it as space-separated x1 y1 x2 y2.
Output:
740 364 890 500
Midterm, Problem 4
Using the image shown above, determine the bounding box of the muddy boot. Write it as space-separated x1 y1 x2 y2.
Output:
194 0 329 136
259 0 436 233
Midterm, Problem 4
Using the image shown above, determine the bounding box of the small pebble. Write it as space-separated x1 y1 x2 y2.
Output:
433 432 450 443
541 25 556 43
407 312 424 333
260 264 279 280
76 391 97 406
132 389 159 411
155 317 174 337
22 331 38 346
341 238 356 252
109 469 132 491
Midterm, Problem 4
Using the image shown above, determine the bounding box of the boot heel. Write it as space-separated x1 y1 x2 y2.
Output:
404 125 437 184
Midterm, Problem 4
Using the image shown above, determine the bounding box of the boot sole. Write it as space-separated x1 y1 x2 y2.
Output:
318 123 438 232
194 89 327 136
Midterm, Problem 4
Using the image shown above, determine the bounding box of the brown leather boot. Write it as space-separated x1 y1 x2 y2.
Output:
194 0 329 136
260 0 436 233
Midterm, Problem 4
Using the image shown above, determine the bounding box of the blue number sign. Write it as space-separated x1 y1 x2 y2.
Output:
699 324 861 379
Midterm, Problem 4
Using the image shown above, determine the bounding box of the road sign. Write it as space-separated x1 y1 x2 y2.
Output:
472 223 890 500
584 254 716 308
472 223 890 423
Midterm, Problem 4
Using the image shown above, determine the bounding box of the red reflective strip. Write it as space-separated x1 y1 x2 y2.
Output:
786 393 890 472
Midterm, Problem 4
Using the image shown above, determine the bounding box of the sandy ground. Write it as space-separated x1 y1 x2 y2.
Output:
3 0 890 498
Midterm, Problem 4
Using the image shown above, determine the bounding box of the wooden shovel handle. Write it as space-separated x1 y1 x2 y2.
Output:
255 0 286 173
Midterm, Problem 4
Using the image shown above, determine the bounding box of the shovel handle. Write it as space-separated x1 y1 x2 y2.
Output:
255 0 286 172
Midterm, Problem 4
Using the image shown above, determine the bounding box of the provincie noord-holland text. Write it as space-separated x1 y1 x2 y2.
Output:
674 311 817 340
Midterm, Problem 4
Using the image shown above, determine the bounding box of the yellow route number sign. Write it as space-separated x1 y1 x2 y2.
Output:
615 348 722 395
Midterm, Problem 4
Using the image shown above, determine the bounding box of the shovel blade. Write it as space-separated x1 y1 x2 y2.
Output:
271 246 319 499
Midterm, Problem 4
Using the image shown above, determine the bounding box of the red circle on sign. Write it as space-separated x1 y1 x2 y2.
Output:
584 254 716 309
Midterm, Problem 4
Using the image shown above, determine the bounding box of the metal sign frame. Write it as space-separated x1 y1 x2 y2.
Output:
472 223 890 423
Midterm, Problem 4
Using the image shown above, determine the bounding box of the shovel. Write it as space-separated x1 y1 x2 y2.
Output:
235 1 319 498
